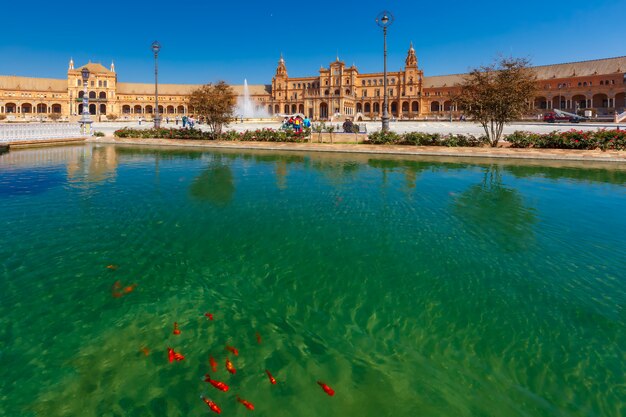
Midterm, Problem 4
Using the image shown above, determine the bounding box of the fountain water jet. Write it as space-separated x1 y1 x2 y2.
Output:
236 79 270 119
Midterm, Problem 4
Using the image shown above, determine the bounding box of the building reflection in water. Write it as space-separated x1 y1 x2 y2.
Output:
0 144 119 186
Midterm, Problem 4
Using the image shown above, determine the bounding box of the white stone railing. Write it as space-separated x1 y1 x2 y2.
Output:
615 111 626 123
0 123 84 144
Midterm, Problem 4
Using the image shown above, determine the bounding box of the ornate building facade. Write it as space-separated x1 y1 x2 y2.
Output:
1 45 625 121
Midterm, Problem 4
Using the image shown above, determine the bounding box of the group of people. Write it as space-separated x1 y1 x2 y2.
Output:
282 115 311 133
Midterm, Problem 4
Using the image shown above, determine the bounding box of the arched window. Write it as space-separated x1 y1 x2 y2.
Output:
89 91 96 99
104 81 108 88
334 89 340 96
99 91 107 99
78 91 84 98
76 79 81 86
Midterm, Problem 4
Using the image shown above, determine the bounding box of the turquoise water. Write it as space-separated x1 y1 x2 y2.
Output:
1 144 625 417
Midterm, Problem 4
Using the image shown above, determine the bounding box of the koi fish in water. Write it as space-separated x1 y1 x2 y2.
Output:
237 396 254 410
112 281 137 298
140 347 150 356
204 374 229 392
255 331 262 344
265 369 277 385
209 356 218 373
106 264 118 270
225 345 239 356
167 347 184 363
225 358 236 374
204 312 214 320
172 322 181 335
111 281 123 298
317 381 335 396
201 396 221 414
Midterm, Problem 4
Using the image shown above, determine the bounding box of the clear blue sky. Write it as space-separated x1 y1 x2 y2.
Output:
1 0 624 85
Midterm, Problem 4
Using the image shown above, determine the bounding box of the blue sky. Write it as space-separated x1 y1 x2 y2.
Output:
1 0 624 85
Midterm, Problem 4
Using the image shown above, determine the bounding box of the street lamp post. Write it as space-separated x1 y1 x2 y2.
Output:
376 11 394 132
79 67 92 136
152 41 161 129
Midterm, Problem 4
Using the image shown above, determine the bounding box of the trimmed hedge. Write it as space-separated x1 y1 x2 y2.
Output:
113 127 311 142
368 131 488 147
507 129 626 151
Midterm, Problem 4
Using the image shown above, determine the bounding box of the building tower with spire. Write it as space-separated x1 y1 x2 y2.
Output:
402 42 423 100
271 54 288 106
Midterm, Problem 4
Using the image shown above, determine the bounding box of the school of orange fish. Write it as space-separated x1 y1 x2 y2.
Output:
107 264 335 414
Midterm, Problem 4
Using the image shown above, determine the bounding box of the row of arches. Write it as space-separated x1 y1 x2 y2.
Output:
78 91 108 99
77 104 107 115
121 105 187 115
533 93 625 110
3 103 62 113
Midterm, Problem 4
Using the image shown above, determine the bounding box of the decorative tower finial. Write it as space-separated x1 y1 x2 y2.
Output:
110 61 115 72
69 57 74 70
276 53 287 78
405 42 418 68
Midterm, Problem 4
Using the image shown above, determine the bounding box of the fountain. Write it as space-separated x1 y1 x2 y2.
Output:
235 79 271 120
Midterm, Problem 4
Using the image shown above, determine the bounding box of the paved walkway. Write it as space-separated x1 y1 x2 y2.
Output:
87 137 626 163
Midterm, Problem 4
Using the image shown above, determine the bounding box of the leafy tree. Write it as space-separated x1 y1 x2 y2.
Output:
457 57 536 147
187 81 235 138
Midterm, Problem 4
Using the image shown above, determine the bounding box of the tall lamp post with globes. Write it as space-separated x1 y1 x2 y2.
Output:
152 41 161 129
79 67 92 136
376 11 394 132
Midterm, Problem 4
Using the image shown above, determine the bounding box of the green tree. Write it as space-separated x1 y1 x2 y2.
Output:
457 57 536 147
187 81 235 138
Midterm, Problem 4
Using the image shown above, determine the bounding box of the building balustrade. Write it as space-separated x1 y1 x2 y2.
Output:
0 123 84 143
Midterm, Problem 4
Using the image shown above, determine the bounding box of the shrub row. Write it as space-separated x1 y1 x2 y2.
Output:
113 127 311 142
220 128 311 142
114 127 211 139
367 131 488 147
507 129 626 151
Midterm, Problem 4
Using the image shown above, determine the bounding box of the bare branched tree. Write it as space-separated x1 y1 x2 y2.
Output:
187 82 235 138
457 57 536 147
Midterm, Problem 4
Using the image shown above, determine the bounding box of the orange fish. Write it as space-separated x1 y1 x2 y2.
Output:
123 284 137 294
167 347 184 363
111 281 123 298
106 264 118 270
204 374 229 392
237 395 254 410
255 331 262 344
172 322 181 335
140 347 150 356
317 381 335 396
265 369 277 385
204 312 214 320
209 356 218 373
201 396 221 414
225 358 236 374
225 345 239 356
